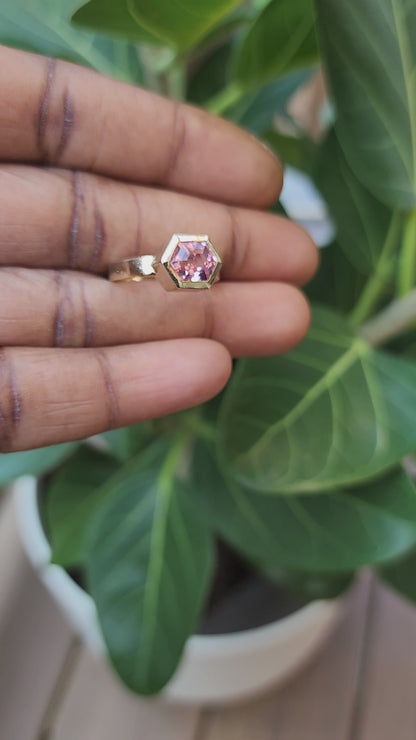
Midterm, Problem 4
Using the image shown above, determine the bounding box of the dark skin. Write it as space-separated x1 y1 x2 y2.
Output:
0 45 318 452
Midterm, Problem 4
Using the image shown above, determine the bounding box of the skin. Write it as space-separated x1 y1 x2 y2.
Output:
0 45 318 452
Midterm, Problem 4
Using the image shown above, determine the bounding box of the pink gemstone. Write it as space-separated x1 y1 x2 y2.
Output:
169 240 218 283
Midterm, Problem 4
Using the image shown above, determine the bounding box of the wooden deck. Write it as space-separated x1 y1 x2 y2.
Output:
2 490 416 740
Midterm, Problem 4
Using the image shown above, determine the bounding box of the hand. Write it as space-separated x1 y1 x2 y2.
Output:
0 45 318 452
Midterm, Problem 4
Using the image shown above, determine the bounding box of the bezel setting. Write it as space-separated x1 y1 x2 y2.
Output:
157 234 222 290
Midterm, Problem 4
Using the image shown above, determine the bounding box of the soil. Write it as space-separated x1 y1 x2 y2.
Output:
199 541 307 635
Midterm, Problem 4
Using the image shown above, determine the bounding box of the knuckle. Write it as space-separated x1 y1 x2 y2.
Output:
67 171 108 272
53 272 93 348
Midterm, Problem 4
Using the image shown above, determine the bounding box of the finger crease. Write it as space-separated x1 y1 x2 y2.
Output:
130 186 143 253
80 282 94 347
95 351 120 429
68 171 83 268
54 272 75 347
0 348 22 449
54 273 65 347
55 86 74 161
90 197 106 270
37 57 56 158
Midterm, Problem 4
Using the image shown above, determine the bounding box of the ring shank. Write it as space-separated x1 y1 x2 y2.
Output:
109 255 158 282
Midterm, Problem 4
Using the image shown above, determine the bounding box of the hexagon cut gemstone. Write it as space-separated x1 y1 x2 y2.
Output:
169 239 218 283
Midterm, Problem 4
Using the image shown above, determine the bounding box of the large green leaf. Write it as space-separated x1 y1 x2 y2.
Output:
0 443 78 485
230 70 312 134
45 445 119 566
316 0 416 208
220 306 416 494
72 0 163 44
188 39 234 105
0 0 140 81
75 0 243 51
194 6 255 54
87 439 214 695
315 131 398 274
193 443 416 572
234 0 319 88
265 128 316 173
306 243 367 314
379 544 416 603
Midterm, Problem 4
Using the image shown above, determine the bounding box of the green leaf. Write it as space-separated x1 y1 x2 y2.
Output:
234 0 319 88
72 0 163 44
101 422 152 462
194 6 255 55
315 131 397 274
44 445 119 566
193 442 416 572
230 70 312 134
264 129 316 173
379 544 416 603
76 0 244 51
0 0 140 82
316 0 416 208
220 306 416 494
188 39 234 105
0 443 78 485
306 243 367 314
87 438 214 694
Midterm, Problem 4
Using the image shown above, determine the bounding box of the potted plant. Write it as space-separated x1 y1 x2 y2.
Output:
2 0 416 703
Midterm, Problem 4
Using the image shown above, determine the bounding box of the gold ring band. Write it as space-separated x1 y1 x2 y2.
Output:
109 255 158 282
109 234 222 291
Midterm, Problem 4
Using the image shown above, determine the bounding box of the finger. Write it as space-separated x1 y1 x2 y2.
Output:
0 269 310 357
0 340 232 452
0 166 318 285
0 45 282 208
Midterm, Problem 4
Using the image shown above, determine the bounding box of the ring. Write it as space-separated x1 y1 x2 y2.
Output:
109 234 222 291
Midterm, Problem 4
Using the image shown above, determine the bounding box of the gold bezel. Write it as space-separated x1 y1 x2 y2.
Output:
157 234 222 291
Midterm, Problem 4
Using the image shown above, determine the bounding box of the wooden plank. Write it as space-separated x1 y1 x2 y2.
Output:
0 494 74 740
353 578 416 740
195 574 372 740
50 649 200 740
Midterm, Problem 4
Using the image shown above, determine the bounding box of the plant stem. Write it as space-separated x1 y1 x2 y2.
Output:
184 414 216 441
165 62 187 100
349 212 402 327
159 434 190 491
397 209 416 296
359 288 416 346
137 45 176 95
205 81 246 115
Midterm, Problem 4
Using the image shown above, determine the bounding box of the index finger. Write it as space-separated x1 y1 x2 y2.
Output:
0 45 282 208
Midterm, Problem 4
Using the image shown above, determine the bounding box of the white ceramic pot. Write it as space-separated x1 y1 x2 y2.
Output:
14 475 344 705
